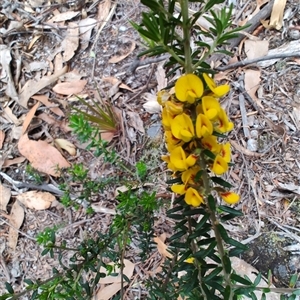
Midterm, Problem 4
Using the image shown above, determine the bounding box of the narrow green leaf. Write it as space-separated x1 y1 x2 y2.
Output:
211 177 233 188
222 254 232 274
253 272 261 287
219 205 243 216
5 282 14 294
207 195 216 211
289 274 298 288
231 273 252 285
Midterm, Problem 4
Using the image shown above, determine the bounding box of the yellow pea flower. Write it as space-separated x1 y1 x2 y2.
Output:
220 191 240 204
182 166 201 185
165 131 184 152
162 107 174 130
203 73 230 97
212 155 228 175
171 184 186 195
201 136 221 154
170 146 197 171
196 114 213 138
175 74 203 103
165 100 184 115
201 96 221 120
161 155 177 172
220 142 231 163
185 257 195 263
171 113 195 142
157 90 171 106
185 187 204 207
215 108 234 133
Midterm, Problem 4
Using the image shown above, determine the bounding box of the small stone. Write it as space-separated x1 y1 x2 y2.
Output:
250 130 259 138
147 123 161 139
247 139 258 152
289 29 300 40
119 26 127 32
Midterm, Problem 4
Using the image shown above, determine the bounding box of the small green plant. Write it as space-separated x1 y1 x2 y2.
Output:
25 164 44 184
72 88 118 134
136 160 148 181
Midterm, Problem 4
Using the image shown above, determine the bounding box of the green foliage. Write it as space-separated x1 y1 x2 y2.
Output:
25 164 44 184
136 161 148 180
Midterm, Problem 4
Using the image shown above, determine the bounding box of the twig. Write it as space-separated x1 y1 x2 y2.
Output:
228 0 275 49
267 217 300 244
238 94 250 138
128 54 170 75
216 53 300 71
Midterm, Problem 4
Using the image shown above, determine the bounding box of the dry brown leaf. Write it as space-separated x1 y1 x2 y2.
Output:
28 34 42 50
0 130 5 149
154 235 173 259
244 69 262 108
100 131 115 142
127 111 145 134
269 0 287 30
32 95 64 117
97 0 111 28
292 104 300 130
8 201 24 250
22 101 40 134
53 79 87 95
91 203 116 215
62 22 79 62
18 134 70 177
98 259 135 284
3 106 21 125
0 45 18 101
155 63 167 91
0 183 11 211
19 65 68 108
37 113 72 133
108 39 136 63
2 157 26 168
142 93 161 114
102 77 133 92
244 40 269 60
79 18 97 50
94 283 128 300
54 138 76 156
50 11 80 22
16 191 55 210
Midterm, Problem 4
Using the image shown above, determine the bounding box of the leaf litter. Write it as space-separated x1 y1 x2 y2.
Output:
1 0 300 296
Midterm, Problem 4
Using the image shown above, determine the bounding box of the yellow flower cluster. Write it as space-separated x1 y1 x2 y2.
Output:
159 74 239 207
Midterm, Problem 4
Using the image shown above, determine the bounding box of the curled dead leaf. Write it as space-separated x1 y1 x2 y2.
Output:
18 134 70 177
16 191 55 210
108 39 136 63
0 183 11 211
0 130 5 149
19 65 68 108
53 80 87 95
54 138 76 156
8 201 24 250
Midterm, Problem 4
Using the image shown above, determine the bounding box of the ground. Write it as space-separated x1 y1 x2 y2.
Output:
1 0 300 298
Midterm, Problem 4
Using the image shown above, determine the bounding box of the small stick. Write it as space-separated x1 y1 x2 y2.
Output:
216 52 300 71
238 94 250 139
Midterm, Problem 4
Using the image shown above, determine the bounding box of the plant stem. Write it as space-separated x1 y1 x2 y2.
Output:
180 0 192 73
199 152 233 299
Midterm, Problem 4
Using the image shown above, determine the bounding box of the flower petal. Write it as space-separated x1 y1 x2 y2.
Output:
212 155 228 175
220 191 240 204
175 74 203 103
171 184 186 195
196 114 213 138
185 187 204 207
201 96 221 120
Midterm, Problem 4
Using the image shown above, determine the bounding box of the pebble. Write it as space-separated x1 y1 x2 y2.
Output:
147 123 161 139
119 26 127 32
247 138 258 152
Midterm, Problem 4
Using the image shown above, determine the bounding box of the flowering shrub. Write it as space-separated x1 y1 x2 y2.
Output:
160 73 239 207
